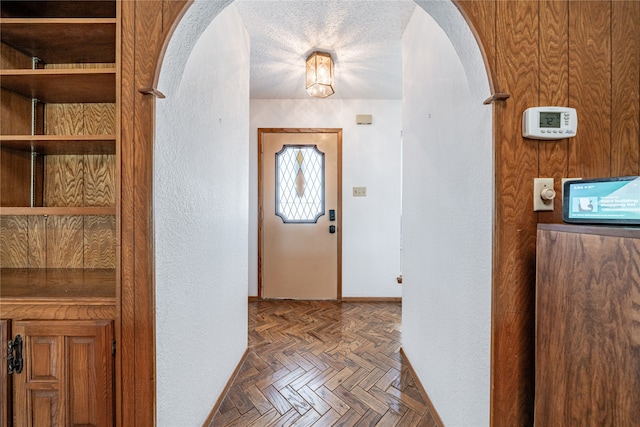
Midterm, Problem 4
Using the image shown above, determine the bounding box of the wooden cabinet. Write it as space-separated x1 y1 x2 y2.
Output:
1 274 115 427
1 2 119 426
535 224 640 426
0 320 9 427
10 320 114 427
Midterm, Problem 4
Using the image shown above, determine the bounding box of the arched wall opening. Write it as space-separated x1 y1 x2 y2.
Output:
154 1 492 425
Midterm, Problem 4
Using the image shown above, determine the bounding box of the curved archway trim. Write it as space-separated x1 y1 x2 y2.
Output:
118 1 498 426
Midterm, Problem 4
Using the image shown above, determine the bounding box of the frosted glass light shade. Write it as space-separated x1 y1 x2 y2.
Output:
306 51 334 98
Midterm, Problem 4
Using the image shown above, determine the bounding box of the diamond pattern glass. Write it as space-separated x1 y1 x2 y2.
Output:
275 145 325 223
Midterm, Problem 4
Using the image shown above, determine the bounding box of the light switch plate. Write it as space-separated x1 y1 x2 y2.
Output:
353 186 367 197
533 178 555 211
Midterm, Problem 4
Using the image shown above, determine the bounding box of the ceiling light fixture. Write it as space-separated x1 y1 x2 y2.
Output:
306 51 334 98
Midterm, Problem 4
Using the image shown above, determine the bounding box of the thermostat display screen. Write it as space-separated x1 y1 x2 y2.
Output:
539 112 561 128
522 106 577 140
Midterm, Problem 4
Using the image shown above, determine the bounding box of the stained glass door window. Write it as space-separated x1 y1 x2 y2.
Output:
275 145 325 223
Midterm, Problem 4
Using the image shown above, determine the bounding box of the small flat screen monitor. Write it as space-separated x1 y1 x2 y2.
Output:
563 176 640 225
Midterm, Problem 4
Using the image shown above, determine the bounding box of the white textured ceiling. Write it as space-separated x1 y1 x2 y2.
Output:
234 0 417 99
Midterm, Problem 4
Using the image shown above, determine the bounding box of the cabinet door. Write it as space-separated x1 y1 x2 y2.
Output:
12 320 114 427
0 320 10 427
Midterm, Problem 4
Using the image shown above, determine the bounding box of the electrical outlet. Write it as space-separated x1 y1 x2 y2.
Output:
353 186 367 197
533 178 555 211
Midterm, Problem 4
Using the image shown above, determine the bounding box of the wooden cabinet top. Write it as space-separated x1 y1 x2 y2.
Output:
538 223 640 239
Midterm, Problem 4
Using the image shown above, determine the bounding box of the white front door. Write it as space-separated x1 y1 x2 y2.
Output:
259 128 341 299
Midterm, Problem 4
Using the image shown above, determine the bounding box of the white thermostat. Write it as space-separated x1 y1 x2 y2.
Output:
522 106 577 140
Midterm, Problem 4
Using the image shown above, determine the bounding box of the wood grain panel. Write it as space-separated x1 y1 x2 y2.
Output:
0 147 32 206
84 154 116 207
1 302 116 321
611 0 640 177
1 40 33 69
0 68 116 104
132 3 164 426
44 155 84 206
162 0 191 34
46 215 83 268
0 267 116 319
83 103 116 135
0 88 31 135
536 225 640 426
0 215 28 267
538 0 569 224
120 0 178 425
454 0 497 94
13 331 63 427
568 1 611 179
67 330 114 427
0 268 115 298
1 19 117 64
492 1 539 425
33 150 44 207
27 215 47 268
84 215 116 269
120 0 137 424
45 103 84 135
0 207 115 215
83 63 116 69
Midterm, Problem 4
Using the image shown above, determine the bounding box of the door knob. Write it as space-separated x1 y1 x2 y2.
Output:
329 225 336 234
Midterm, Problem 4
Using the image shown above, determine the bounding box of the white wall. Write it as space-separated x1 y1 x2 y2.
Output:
402 5 492 427
249 99 402 298
154 3 249 426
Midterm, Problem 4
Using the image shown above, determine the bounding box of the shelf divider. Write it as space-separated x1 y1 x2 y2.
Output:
0 206 116 216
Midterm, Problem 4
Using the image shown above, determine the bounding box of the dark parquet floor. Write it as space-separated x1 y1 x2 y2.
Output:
207 300 440 427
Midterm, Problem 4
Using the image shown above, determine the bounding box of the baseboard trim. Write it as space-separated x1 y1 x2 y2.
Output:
341 297 402 302
202 348 250 427
399 347 445 426
248 296 402 303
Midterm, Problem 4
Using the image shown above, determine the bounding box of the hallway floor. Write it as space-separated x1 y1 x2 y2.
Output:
207 300 440 427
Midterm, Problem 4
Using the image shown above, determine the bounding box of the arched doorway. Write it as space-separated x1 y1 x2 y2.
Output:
119 1 495 425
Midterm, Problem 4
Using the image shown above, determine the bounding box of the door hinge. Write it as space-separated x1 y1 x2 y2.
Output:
7 335 23 375
112 340 116 355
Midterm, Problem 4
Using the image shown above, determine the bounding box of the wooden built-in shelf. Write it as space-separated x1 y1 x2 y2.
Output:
0 135 115 154
0 19 116 63
0 1 115 19
0 68 116 103
0 268 116 320
0 268 115 298
0 206 116 216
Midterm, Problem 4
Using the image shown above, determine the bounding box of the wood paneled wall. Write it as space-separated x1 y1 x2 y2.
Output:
120 1 639 425
459 0 640 425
